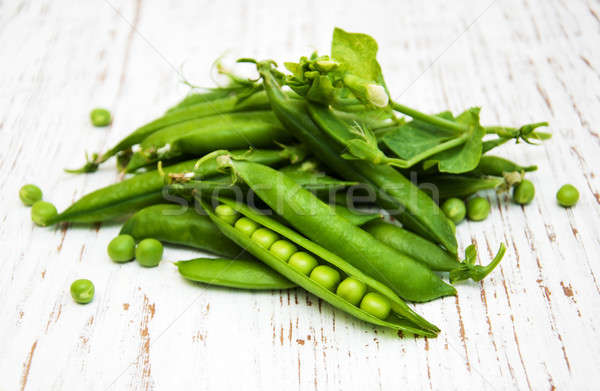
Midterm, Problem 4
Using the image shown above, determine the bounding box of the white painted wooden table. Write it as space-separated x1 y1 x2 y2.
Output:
1 1 599 390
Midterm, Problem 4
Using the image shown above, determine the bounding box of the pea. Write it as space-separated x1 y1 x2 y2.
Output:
288 252 318 275
135 238 163 267
251 228 279 249
90 108 112 127
31 201 57 226
557 184 579 207
513 179 535 205
441 198 466 224
360 292 391 320
234 217 259 237
107 234 135 263
309 265 341 291
215 204 239 225
70 279 95 304
269 240 298 261
336 277 367 306
466 197 490 221
19 184 42 206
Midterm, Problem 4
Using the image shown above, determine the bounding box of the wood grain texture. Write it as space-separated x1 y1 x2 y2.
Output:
1 0 599 389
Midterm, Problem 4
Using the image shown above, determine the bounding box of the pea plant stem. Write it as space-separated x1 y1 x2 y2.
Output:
390 101 466 133
391 101 550 141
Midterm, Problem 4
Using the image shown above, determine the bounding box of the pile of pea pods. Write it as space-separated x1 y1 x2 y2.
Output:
20 30 583 336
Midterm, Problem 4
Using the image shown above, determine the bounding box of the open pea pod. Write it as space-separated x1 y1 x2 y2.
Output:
203 197 439 336
212 155 455 302
176 258 295 290
120 201 378 257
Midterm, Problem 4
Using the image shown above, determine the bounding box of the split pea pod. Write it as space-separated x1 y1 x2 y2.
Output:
125 111 292 173
176 258 296 290
211 156 456 302
121 198 379 256
255 63 457 254
51 146 305 224
203 198 439 336
363 220 505 282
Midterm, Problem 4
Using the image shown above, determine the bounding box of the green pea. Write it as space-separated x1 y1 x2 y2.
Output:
107 234 135 263
135 238 163 267
90 108 112 127
513 179 535 205
215 204 239 225
309 265 341 291
269 240 298 261
251 228 279 249
360 292 391 320
19 184 42 206
557 184 579 207
288 252 318 275
70 279 95 304
466 197 490 221
31 201 57 226
336 277 367 306
234 217 259 237
441 198 466 224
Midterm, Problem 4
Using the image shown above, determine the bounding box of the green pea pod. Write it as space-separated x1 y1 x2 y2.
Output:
100 91 273 163
121 198 375 257
188 176 380 227
328 204 381 226
420 175 504 199
120 204 248 258
256 63 457 254
401 155 537 178
187 169 359 204
125 111 292 173
363 220 505 282
215 156 456 302
203 198 439 336
176 258 296 290
51 147 304 224
364 220 459 271
52 160 197 224
166 89 240 113
468 155 537 177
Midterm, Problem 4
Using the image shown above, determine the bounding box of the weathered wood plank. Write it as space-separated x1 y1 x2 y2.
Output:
1 0 599 390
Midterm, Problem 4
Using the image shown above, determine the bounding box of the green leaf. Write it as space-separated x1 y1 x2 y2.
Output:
382 112 456 160
422 108 485 174
331 27 387 90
